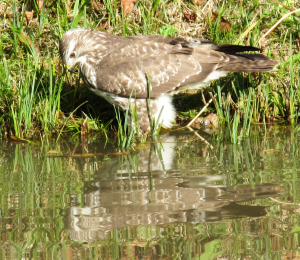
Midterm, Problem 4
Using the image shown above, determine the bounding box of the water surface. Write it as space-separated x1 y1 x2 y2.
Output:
1 125 300 259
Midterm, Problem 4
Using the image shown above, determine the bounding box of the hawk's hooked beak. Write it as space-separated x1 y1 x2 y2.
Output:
65 64 75 73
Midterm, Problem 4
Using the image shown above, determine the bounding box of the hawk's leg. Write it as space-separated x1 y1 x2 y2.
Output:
128 95 176 136
128 99 155 136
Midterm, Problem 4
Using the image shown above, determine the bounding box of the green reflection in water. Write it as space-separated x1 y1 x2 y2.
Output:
0 125 300 259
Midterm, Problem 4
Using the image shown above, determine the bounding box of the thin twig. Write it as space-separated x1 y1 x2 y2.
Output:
201 0 213 12
186 75 233 127
187 126 214 149
201 89 207 105
269 197 300 206
258 8 300 45
56 101 88 142
272 0 299 17
186 94 216 127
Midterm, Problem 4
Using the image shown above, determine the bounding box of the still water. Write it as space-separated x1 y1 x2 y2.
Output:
1 125 300 259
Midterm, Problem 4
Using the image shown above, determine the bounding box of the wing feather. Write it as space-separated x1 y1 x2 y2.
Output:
75 31 278 99
92 41 224 98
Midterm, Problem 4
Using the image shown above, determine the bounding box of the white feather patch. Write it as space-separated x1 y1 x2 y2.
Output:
154 94 176 129
180 71 228 91
170 71 228 94
202 71 228 83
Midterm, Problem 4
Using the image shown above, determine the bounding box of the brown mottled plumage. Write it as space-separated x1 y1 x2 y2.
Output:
59 28 278 135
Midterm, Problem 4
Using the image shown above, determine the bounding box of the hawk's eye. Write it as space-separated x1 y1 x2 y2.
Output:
70 52 76 58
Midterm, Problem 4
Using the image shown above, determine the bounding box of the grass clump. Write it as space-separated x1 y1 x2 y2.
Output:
0 0 299 143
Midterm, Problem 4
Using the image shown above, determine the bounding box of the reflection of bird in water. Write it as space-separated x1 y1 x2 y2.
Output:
65 134 281 242
59 28 278 135
66 176 279 241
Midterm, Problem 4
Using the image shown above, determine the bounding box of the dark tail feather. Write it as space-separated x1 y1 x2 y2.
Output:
213 44 260 54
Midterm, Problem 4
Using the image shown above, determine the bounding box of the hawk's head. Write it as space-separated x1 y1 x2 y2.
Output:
59 28 90 72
